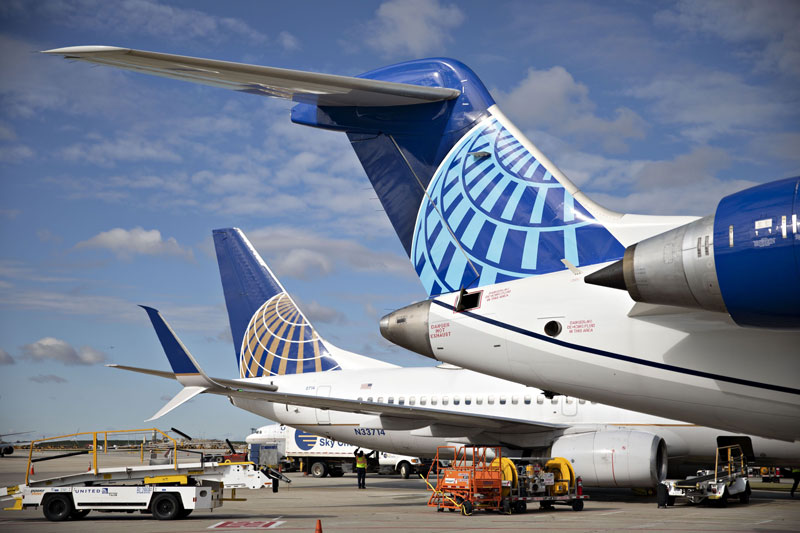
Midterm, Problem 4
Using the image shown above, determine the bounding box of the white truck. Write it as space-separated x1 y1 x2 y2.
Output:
247 424 426 479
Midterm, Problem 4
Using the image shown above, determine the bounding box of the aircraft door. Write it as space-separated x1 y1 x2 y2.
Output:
316 386 331 425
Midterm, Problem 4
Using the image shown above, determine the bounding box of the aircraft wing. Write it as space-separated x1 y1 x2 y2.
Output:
109 364 566 433
42 46 461 107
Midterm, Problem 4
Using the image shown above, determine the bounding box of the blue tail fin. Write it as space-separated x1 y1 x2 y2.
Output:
291 59 625 296
213 228 365 378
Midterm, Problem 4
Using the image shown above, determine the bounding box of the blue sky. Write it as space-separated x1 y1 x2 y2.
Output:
1 0 798 440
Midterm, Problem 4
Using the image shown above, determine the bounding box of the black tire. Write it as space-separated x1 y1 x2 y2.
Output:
310 461 329 478
177 508 193 518
42 494 73 522
739 484 751 504
399 462 411 479
70 509 91 519
502 498 511 514
667 495 676 506
713 488 728 508
572 499 584 511
514 500 527 513
151 493 182 520
461 500 473 515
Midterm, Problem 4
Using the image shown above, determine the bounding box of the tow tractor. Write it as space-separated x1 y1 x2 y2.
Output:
663 445 751 507
425 446 588 515
1 428 289 521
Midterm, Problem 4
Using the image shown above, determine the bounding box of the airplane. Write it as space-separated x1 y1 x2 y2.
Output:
1 432 32 457
44 47 800 442
110 227 799 488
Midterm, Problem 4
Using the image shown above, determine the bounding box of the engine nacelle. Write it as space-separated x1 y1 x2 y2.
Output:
586 177 800 328
550 430 667 488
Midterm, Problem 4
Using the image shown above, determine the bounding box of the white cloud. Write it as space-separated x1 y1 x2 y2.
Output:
75 227 193 261
29 374 68 383
21 337 107 366
6 0 267 45
0 144 34 162
277 31 300 51
497 66 646 153
0 348 14 365
656 0 800 77
60 135 181 166
245 226 414 281
627 71 791 142
296 299 347 325
366 0 465 57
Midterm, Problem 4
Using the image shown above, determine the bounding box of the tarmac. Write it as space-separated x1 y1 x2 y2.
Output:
1 452 798 532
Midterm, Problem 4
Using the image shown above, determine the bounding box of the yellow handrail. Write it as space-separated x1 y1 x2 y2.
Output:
25 428 179 485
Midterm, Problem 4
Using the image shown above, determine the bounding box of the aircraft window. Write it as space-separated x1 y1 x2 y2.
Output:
511 396 519 405
377 397 384 403
536 395 544 404
499 396 507 405
409 397 416 406
578 399 586 405
388 397 395 404
431 396 438 405
367 397 373 402
453 396 460 405
442 396 449 405
476 397 483 405
488 396 495 405
565 397 573 405
525 395 532 405
551 397 558 405
398 397 405 405
420 396 427 406
465 396 472 405
591 401 597 405
357 397 362 401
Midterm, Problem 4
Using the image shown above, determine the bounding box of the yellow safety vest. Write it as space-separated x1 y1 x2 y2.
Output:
356 455 367 468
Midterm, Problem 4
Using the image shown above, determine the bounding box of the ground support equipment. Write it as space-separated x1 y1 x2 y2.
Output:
0 428 280 521
663 445 751 507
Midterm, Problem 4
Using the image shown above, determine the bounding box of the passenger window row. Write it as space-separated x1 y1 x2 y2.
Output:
355 394 536 406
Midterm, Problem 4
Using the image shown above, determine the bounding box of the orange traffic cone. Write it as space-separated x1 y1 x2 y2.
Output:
314 519 322 533
29 464 34 475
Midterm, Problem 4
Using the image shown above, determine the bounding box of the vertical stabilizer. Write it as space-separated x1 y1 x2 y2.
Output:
213 228 393 378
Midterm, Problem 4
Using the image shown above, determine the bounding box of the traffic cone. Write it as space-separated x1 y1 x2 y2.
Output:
314 519 322 533
29 464 34 475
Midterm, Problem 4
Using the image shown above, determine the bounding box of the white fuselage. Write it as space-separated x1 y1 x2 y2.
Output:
423 267 800 442
228 365 799 476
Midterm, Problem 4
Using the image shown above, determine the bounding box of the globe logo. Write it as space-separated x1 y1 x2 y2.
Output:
410 116 623 296
294 430 318 451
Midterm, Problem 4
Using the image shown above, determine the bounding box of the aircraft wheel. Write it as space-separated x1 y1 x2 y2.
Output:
42 494 73 522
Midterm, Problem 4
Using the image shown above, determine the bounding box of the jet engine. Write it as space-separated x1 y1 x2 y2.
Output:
1 445 13 456
585 177 800 329
550 430 667 488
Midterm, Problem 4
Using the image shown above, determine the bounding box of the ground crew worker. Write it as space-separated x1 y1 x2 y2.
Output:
354 448 376 489
791 467 800 497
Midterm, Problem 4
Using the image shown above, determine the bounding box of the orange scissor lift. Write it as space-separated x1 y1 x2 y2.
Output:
426 446 505 515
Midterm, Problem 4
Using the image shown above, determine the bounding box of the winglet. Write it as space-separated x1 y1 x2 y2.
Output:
146 386 206 421
139 305 211 386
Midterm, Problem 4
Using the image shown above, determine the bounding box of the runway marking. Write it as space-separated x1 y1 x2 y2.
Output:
599 510 625 515
208 519 285 529
754 519 774 525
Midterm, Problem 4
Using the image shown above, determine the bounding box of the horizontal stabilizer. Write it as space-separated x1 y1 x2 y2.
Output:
106 363 176 380
147 386 207 421
41 46 460 107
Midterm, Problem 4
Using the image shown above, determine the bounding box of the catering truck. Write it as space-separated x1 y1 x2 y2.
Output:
247 424 425 479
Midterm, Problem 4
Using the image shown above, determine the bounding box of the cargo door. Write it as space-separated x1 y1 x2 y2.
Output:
316 385 331 424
